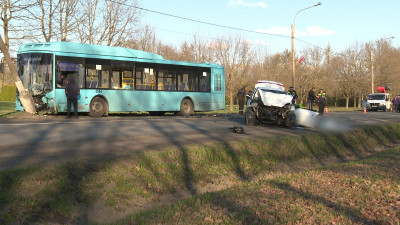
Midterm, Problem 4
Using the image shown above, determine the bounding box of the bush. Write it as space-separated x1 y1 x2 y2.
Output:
0 85 16 102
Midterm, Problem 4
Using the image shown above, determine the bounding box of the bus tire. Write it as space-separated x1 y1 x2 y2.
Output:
89 97 107 117
178 99 193 118
149 111 165 116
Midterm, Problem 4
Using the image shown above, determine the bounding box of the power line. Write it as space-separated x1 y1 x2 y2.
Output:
108 0 337 54
152 26 274 51
106 0 291 39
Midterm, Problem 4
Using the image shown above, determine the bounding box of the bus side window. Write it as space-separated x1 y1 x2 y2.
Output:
199 71 210 92
55 57 83 88
111 71 121 89
100 69 110 89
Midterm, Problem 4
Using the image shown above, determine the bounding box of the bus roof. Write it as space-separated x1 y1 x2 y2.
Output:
17 42 223 68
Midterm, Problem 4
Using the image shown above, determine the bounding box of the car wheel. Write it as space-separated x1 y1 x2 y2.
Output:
285 112 297 127
245 108 257 126
89 97 107 117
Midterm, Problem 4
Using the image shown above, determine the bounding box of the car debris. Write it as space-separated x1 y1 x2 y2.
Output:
294 107 319 128
230 126 245 134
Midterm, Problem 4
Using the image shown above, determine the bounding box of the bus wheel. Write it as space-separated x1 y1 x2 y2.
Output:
179 99 193 118
89 97 107 117
149 111 165 116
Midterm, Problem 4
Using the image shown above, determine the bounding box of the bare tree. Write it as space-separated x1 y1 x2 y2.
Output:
122 24 157 53
94 0 140 46
57 0 79 41
0 0 36 89
371 39 400 94
31 0 141 45
334 43 368 108
1 0 36 50
178 40 195 62
155 41 180 60
262 50 291 83
33 0 60 42
75 0 97 44
211 36 253 111
296 47 329 105
30 0 79 42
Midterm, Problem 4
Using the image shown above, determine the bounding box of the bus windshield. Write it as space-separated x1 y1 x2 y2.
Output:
17 53 53 96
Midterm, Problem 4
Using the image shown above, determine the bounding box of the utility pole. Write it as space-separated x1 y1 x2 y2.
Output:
0 35 36 114
291 2 322 89
370 50 374 94
291 24 295 89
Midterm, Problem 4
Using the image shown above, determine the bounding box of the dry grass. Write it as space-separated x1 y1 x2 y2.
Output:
0 124 399 224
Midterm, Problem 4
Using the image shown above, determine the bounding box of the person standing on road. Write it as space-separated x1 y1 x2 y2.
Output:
393 96 398 112
246 90 253 102
308 87 316 111
287 86 298 104
65 76 80 118
237 86 246 116
317 89 327 115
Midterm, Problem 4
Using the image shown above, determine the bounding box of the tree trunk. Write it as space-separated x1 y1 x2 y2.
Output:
0 35 36 114
346 97 349 108
229 90 233 112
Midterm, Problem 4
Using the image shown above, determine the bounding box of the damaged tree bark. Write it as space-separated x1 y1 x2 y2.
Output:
0 35 36 114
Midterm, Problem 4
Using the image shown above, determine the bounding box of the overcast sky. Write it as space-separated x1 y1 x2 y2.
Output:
139 0 399 54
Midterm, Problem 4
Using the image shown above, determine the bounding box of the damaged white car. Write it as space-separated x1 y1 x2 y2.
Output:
245 81 297 127
245 80 320 128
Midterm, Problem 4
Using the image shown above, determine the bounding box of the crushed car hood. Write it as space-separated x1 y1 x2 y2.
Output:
258 88 293 107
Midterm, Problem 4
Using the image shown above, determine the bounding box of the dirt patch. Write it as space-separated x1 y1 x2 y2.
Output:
1 111 48 120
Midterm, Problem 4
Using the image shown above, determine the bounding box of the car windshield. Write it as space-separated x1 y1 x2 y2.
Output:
368 94 385 100
17 53 53 95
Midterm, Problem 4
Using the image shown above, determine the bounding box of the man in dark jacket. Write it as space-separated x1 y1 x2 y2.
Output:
237 86 246 115
308 87 316 111
65 76 80 118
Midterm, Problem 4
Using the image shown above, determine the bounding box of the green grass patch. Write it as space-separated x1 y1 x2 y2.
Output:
0 85 16 102
0 124 399 224
0 101 18 118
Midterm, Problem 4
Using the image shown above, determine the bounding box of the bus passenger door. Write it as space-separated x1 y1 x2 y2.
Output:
211 68 225 110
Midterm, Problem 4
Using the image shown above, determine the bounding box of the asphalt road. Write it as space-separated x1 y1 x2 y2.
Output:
1 111 399 169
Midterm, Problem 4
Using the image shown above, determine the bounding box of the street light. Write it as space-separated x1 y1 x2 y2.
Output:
291 2 322 89
370 36 395 93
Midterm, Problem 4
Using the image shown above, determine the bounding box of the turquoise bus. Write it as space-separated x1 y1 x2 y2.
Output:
16 42 225 117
